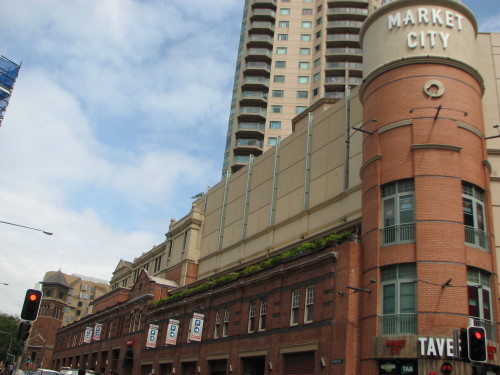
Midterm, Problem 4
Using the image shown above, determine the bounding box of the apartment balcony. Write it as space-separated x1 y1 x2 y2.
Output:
324 91 345 99
324 76 363 89
249 22 275 34
242 76 270 89
327 0 369 5
327 7 368 21
327 20 363 30
234 138 264 153
465 226 489 251
247 34 274 48
238 106 267 121
251 8 276 21
381 223 416 247
246 48 273 63
240 91 268 106
325 61 363 72
326 33 360 48
380 314 417 335
231 154 262 173
250 0 277 8
236 122 266 138
243 62 271 75
326 47 363 62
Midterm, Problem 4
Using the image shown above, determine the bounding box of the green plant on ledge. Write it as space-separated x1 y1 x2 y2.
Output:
150 231 352 308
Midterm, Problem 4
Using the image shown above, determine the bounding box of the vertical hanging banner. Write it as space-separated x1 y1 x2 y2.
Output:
93 323 103 341
146 324 159 348
189 313 204 342
83 327 93 343
165 319 180 346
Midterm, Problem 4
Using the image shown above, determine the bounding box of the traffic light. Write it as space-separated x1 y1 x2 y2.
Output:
468 326 487 362
20 289 42 321
459 327 468 360
17 321 31 340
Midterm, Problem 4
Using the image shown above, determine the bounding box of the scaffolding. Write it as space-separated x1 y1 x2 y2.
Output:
0 55 21 126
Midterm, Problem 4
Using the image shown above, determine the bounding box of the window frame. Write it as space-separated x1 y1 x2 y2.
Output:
304 286 314 323
290 289 300 326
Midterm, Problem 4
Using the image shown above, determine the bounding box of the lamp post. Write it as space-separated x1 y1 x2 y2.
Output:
0 220 53 235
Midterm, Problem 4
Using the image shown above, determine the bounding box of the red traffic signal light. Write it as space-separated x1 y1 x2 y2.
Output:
468 326 487 362
20 289 42 321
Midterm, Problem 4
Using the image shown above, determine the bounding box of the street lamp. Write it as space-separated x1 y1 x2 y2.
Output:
0 220 53 235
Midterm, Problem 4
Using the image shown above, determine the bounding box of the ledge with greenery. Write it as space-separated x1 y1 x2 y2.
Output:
150 231 352 308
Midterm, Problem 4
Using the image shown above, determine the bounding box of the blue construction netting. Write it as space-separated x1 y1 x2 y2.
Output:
0 55 21 125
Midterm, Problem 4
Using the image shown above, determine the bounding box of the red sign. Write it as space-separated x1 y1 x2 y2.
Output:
386 339 406 354
440 362 453 374
127 339 135 346
487 345 496 360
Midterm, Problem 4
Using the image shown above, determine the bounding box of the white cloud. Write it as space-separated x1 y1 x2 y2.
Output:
0 0 241 316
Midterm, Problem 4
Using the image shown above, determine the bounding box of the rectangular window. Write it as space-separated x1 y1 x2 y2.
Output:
274 75 285 83
313 72 320 82
214 310 221 339
315 30 322 39
297 91 308 98
259 298 267 331
268 137 278 146
275 61 286 68
280 8 290 15
315 44 321 52
276 47 287 55
314 58 321 67
381 264 417 335
248 300 256 333
290 289 300 325
312 87 319 96
272 90 284 98
302 8 313 15
467 268 493 338
299 61 310 69
296 106 307 114
300 34 312 41
317 5 323 12
278 34 288 41
302 21 312 28
298 76 309 84
279 21 289 28
382 180 416 246
304 286 314 323
300 48 311 55
270 121 282 129
463 182 487 250
271 105 283 113
316 17 322 25
223 308 230 337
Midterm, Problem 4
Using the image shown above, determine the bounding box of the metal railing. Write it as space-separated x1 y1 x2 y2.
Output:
326 34 360 41
465 226 488 251
470 317 496 341
326 62 363 69
236 139 264 148
381 223 416 246
326 47 363 54
328 7 368 15
245 62 271 70
238 122 265 131
327 20 363 28
381 314 417 335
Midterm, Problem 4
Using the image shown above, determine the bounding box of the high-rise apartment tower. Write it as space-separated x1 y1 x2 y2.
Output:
221 0 382 177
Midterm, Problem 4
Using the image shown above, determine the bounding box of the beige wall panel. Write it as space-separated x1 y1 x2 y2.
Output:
279 136 307 170
221 220 243 250
224 195 245 228
248 181 273 213
273 216 309 247
245 205 271 239
251 151 276 186
275 188 304 224
199 231 218 259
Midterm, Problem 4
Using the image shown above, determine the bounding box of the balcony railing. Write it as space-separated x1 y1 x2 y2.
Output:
252 9 276 17
248 35 274 43
247 48 272 57
245 62 271 70
470 317 496 341
238 122 265 131
326 62 363 69
326 34 360 41
465 226 488 251
326 47 363 55
381 223 416 246
241 91 268 100
249 22 275 31
381 314 417 335
325 92 345 99
236 139 263 148
240 106 267 116
243 77 270 85
234 155 252 164
327 20 363 28
328 7 368 15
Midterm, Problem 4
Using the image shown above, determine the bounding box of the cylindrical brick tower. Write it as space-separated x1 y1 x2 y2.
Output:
358 0 499 374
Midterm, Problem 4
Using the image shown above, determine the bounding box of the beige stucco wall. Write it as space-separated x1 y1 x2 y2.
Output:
360 0 478 81
197 92 364 278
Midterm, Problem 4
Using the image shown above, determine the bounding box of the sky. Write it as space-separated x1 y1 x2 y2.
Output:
0 0 499 317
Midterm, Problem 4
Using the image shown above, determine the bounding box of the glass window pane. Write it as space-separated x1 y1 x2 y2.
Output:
400 283 415 313
383 284 395 315
476 202 485 231
399 195 414 224
463 198 474 227
383 198 396 227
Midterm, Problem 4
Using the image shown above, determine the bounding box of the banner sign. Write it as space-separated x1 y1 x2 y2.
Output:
165 319 180 346
146 324 159 348
93 323 103 341
84 327 93 343
188 313 204 342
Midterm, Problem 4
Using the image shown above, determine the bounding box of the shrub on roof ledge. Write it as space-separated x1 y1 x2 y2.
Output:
150 231 352 308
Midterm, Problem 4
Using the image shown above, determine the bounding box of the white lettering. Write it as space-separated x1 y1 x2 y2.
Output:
445 11 454 28
440 32 450 48
447 339 454 357
436 338 446 357
428 31 437 47
419 337 428 356
432 9 443 26
408 32 418 48
455 14 463 30
427 338 437 356
420 31 426 47
403 9 416 26
418 8 429 24
389 13 401 30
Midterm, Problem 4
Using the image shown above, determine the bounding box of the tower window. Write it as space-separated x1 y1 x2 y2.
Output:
381 179 415 246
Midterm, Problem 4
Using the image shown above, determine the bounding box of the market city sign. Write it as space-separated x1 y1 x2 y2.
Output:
388 7 464 49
